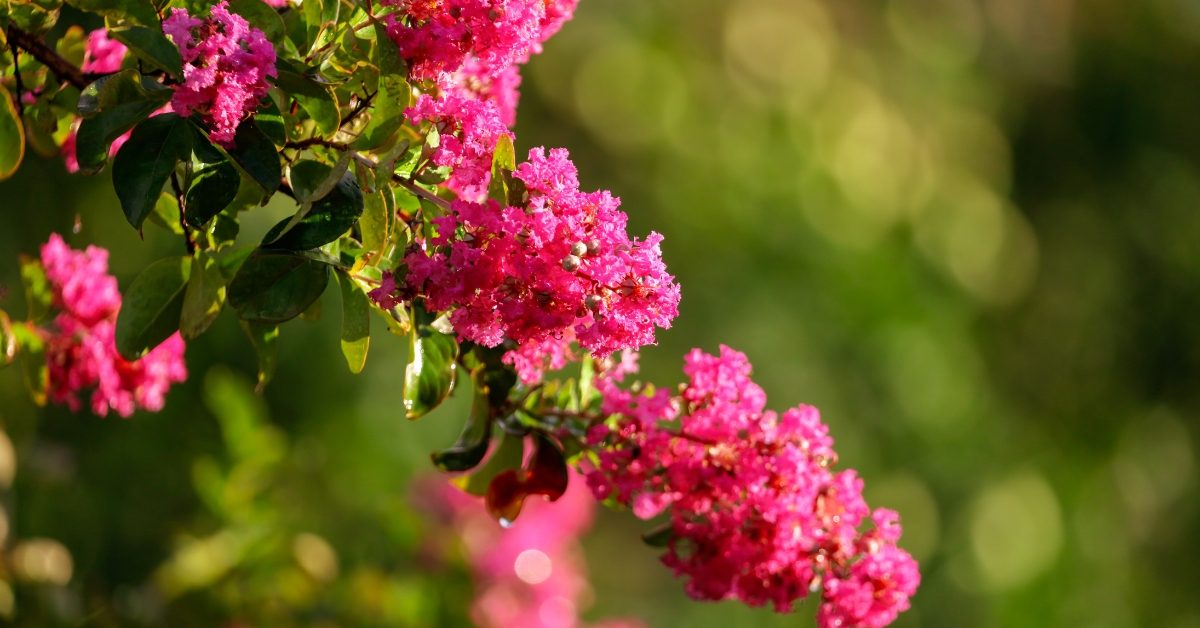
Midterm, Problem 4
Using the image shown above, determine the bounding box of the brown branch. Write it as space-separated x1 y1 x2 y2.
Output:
5 26 89 89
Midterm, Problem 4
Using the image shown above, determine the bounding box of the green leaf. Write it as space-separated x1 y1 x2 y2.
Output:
64 0 159 26
353 28 409 151
185 160 241 227
335 271 370 374
239 320 279 393
264 169 364 250
180 251 227 339
274 64 340 138
360 190 393 264
228 251 330 323
459 433 524 496
0 86 25 180
19 255 52 324
254 102 287 147
112 113 192 229
75 71 172 173
115 256 191 360
431 382 493 472
641 522 675 548
227 0 287 44
226 119 282 195
109 26 183 79
404 305 459 420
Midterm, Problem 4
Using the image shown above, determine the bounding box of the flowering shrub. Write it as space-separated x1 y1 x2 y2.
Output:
0 1 919 625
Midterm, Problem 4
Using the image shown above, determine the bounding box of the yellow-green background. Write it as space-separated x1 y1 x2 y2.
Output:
2 0 1198 625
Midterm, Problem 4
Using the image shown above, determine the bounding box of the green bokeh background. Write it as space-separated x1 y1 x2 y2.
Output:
3 0 1200 625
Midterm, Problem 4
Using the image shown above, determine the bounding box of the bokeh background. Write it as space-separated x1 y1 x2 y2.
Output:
3 0 1200 625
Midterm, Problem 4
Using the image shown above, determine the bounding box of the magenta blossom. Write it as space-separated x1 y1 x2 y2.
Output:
38 234 187 418
162 1 276 145
583 346 920 626
401 147 680 359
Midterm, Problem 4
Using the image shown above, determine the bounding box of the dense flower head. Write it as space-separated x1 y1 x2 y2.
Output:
384 0 576 83
162 1 276 145
583 346 919 626
421 473 644 628
401 147 680 361
443 61 524 127
407 93 513 201
38 234 187 418
81 29 127 74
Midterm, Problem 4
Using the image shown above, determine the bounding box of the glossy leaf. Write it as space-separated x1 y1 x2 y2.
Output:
185 160 241 227
459 434 524 497
484 435 570 525
404 305 459 420
112 114 192 229
353 27 409 150
0 86 24 180
227 251 330 323
115 256 191 360
264 169 364 250
226 120 282 195
335 271 370 374
430 382 493 472
109 26 183 79
0 312 17 369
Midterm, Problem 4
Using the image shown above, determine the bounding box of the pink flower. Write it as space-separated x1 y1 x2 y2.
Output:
162 1 276 145
404 147 680 359
421 472 644 628
82 30 128 74
38 234 188 418
407 93 513 201
583 346 920 625
502 334 575 385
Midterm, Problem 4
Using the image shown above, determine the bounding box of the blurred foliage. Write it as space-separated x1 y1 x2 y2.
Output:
2 0 1200 626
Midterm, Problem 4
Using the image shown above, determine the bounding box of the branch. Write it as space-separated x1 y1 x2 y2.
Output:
5 26 89 89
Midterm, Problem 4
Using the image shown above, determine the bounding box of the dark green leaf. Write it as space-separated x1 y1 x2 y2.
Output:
228 251 330 323
109 26 183 79
264 169 364 250
63 0 159 26
335 271 370 373
0 86 25 180
239 320 279 393
112 113 192 229
115 256 191 360
226 120 282 195
641 522 675 548
185 160 241 227
404 305 458 420
254 102 287 146
181 251 227 339
274 64 340 138
431 383 493 472
460 434 524 496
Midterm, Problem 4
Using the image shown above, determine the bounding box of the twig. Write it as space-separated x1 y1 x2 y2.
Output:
170 172 196 254
5 26 89 89
9 43 24 116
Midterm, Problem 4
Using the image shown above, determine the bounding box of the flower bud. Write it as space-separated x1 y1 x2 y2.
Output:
561 255 581 271
570 241 587 257
586 238 602 255
584 294 603 311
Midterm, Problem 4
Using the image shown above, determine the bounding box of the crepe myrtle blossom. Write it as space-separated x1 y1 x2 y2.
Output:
583 346 919 626
398 147 680 360
407 92 513 201
38 234 187 418
162 1 276 145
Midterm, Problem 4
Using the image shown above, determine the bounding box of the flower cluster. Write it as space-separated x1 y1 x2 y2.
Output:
401 147 680 372
162 1 276 145
584 346 919 627
384 0 576 83
407 93 513 201
421 473 643 628
38 235 187 418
